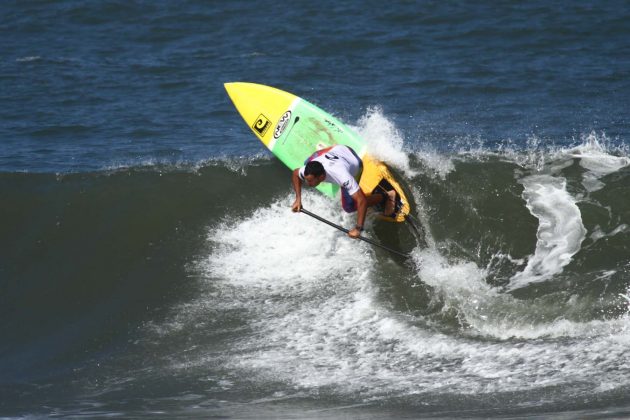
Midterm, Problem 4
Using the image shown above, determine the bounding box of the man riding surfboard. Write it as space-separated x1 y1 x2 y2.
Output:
291 144 396 238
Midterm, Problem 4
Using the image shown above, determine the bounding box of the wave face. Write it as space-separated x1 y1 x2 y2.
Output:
2 132 630 417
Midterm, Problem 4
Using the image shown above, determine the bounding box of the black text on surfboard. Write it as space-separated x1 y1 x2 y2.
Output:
274 111 292 139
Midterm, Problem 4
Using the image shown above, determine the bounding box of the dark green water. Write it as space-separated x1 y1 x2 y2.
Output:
2 145 630 417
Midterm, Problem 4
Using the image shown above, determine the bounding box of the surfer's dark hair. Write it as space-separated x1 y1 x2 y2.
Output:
304 161 325 177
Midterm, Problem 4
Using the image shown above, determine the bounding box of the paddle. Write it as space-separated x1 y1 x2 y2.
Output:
299 207 409 258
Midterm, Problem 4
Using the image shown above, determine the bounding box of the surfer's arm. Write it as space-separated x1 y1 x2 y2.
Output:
291 168 303 212
348 189 368 238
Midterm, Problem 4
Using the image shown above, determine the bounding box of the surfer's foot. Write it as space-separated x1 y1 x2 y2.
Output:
383 190 397 217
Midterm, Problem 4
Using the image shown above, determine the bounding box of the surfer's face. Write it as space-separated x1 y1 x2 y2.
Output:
304 174 325 187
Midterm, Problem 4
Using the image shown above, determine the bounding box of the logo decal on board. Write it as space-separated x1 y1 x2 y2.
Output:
274 111 292 139
252 114 271 136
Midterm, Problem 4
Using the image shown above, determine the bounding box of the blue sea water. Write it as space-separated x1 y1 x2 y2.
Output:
2 1 629 172
2 1 630 418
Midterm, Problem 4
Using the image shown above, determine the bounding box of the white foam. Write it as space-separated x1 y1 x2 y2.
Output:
218 274 630 398
100 152 273 174
159 158 630 403
408 249 630 341
205 193 370 292
508 134 565 172
413 148 455 180
16 55 41 62
413 248 492 297
153 192 630 403
507 175 586 291
590 224 629 242
567 132 630 192
352 107 415 177
500 131 629 193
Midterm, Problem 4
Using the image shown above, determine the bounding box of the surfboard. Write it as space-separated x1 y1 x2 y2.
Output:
224 82 411 222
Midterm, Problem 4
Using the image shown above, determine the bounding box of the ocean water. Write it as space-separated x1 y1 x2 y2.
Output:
2 1 630 418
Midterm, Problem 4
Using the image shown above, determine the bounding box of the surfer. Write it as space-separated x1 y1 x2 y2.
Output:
291 145 396 238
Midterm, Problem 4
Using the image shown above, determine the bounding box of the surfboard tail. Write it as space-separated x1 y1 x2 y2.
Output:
359 156 411 222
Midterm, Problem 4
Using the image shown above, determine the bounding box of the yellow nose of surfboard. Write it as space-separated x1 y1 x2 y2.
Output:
224 82 297 147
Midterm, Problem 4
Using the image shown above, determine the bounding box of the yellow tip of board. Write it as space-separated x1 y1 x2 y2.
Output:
224 82 297 147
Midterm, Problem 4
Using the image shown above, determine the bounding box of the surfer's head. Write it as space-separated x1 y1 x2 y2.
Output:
304 161 326 186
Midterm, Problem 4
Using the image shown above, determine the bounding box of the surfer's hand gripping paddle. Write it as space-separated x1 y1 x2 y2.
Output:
299 208 409 258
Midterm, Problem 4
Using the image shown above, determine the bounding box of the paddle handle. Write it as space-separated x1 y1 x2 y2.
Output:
299 208 408 258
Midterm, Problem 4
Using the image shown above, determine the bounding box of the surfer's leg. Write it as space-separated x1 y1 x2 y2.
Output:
343 188 383 213
361 188 398 216
383 190 397 216
369 183 398 217
366 193 385 207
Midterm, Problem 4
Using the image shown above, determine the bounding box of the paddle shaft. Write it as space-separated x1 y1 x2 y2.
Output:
299 208 409 258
